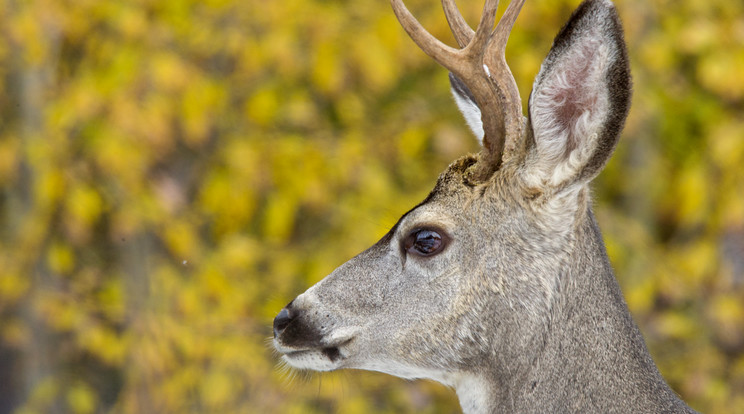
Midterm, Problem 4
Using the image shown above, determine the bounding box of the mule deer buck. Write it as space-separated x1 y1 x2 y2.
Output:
273 0 695 412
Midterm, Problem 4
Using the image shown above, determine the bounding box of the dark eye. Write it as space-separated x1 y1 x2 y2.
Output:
404 229 447 257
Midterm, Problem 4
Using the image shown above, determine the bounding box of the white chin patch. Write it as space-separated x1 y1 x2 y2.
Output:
358 360 453 385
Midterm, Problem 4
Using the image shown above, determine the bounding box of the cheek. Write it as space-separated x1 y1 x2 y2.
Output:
380 309 470 370
385 267 459 316
382 275 460 338
404 246 465 285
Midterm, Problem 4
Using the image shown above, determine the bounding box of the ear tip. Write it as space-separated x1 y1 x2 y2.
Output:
554 0 628 59
572 0 622 26
583 0 617 11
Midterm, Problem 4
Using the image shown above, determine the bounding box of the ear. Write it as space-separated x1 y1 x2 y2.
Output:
449 73 484 145
523 0 631 193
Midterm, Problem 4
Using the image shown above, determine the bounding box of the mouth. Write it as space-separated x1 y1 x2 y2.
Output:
285 345 342 362
274 339 353 371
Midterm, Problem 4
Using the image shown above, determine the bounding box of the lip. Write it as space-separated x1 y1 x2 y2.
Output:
284 346 342 362
275 338 354 368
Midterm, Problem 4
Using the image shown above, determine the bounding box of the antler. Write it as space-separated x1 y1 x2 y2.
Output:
391 0 525 175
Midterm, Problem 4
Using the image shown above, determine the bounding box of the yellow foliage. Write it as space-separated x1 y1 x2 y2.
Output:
67 184 104 228
67 382 97 414
698 51 744 100
47 242 75 274
0 136 19 184
398 126 428 160
163 219 199 259
17 377 60 414
245 85 280 125
655 311 697 340
262 191 299 244
150 52 192 93
200 370 234 408
312 40 344 95
0 272 31 304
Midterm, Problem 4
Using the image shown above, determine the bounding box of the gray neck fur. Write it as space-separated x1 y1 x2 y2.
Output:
455 209 693 413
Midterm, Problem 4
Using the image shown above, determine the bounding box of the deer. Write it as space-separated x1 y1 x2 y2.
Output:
272 0 696 412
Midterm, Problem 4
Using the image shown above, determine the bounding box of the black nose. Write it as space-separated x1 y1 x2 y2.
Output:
273 307 293 338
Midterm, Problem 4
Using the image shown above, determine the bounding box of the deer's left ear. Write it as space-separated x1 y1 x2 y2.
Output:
450 73 485 146
523 0 631 193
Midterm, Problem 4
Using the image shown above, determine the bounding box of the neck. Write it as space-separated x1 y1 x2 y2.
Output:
453 209 693 413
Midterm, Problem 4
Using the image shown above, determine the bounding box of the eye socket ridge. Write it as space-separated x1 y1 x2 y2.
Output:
402 227 450 257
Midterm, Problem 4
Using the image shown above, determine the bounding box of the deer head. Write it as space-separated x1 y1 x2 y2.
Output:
273 1 694 412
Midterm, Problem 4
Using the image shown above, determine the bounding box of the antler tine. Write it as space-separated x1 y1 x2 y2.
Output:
441 0 474 48
390 0 462 71
467 0 499 56
489 0 525 55
483 0 526 157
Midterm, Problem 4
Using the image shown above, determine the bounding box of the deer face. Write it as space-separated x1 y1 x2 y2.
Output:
271 160 483 379
274 0 630 390
273 157 569 383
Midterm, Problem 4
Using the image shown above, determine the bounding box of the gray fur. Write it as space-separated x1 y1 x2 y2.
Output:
273 1 695 412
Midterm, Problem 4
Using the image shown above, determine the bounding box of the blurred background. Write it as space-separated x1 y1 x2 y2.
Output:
0 0 742 412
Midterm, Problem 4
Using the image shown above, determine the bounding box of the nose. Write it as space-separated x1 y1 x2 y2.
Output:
273 307 293 338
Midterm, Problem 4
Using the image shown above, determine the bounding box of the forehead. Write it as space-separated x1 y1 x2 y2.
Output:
398 204 458 235
395 155 481 231
430 155 479 195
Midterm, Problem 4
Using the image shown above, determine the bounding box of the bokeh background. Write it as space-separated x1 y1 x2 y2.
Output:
0 0 742 412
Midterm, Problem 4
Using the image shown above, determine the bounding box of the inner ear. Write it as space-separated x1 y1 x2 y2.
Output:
549 41 606 153
531 36 610 160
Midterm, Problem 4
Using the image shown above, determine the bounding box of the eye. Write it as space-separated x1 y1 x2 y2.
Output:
404 228 447 257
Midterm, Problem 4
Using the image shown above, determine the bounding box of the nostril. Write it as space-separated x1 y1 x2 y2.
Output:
273 308 293 338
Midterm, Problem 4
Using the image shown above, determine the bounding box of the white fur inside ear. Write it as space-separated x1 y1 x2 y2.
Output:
451 86 485 145
527 32 613 188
